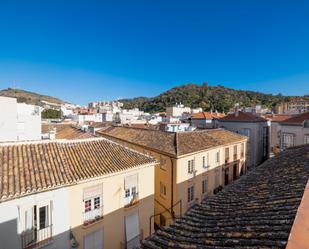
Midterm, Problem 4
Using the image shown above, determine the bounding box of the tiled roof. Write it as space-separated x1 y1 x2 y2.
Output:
219 111 267 122
280 112 309 125
264 114 293 122
0 138 156 202
143 145 309 249
191 112 225 120
42 124 94 139
98 127 246 157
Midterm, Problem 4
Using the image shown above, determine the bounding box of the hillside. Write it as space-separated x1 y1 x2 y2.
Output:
120 83 306 113
0 88 65 106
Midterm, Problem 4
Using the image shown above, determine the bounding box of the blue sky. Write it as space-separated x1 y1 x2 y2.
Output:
0 0 309 104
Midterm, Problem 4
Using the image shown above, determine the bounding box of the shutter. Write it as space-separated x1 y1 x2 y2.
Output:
83 185 102 201
125 211 140 241
124 174 138 190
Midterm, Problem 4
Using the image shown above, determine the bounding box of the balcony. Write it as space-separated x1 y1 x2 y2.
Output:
21 225 53 249
83 206 104 226
124 193 139 208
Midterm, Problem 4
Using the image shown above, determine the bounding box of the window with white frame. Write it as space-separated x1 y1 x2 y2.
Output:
21 201 53 248
304 135 309 144
202 179 208 195
160 182 167 197
187 186 194 203
282 133 295 149
202 154 209 169
83 185 102 212
124 174 138 205
188 159 194 173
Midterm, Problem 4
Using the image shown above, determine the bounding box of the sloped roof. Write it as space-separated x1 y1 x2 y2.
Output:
219 111 267 122
264 114 293 122
42 124 94 139
280 112 309 125
191 112 225 120
0 138 156 202
143 145 309 249
98 127 246 157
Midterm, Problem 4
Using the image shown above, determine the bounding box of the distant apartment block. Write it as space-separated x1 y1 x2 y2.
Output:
166 103 191 117
98 127 247 229
0 138 156 249
0 96 41 142
218 111 269 168
275 99 309 114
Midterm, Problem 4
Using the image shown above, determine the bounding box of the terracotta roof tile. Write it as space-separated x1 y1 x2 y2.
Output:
0 138 156 202
42 124 94 139
98 127 247 157
280 112 309 125
191 112 225 120
143 145 309 249
265 114 293 122
219 111 267 122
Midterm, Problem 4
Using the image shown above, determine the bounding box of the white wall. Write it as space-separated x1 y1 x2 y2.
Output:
0 188 70 249
0 97 17 142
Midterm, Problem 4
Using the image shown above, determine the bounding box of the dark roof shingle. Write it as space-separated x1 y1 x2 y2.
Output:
143 145 309 249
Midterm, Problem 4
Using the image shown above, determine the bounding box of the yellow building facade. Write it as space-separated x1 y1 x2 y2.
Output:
98 127 247 229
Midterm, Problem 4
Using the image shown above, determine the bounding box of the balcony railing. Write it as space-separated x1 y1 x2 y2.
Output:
124 193 139 208
83 206 104 226
21 225 53 249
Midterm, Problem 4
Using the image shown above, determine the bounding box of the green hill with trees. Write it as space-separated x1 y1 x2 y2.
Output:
120 83 305 113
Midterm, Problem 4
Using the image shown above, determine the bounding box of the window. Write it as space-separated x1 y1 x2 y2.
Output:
188 159 194 174
125 189 130 198
225 148 229 163
216 151 220 163
233 145 237 160
187 186 194 203
202 179 208 195
84 229 103 249
241 143 244 158
124 174 138 204
39 206 49 230
85 200 92 212
160 182 167 197
282 133 295 149
94 197 100 209
83 185 103 221
160 155 167 170
203 154 209 168
304 135 309 144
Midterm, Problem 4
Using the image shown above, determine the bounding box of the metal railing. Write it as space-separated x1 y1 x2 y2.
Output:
83 205 104 225
21 225 53 249
124 193 139 208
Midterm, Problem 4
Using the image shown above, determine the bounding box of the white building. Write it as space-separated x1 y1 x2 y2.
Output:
159 122 196 132
0 96 41 142
166 103 191 117
277 112 309 150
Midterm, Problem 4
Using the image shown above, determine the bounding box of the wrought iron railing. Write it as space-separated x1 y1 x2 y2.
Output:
83 205 104 226
21 225 53 249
